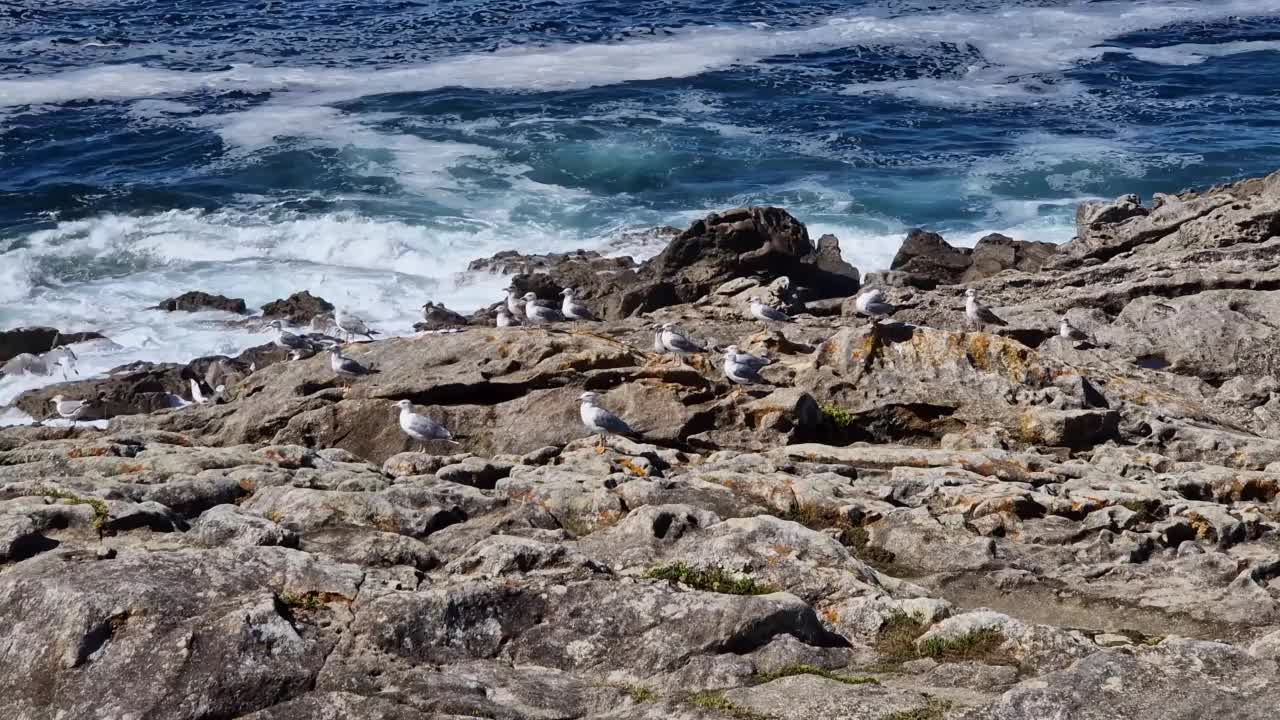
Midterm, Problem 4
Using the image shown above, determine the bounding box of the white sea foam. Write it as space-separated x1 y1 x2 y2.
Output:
2 1 1277 110
1114 39 1280 66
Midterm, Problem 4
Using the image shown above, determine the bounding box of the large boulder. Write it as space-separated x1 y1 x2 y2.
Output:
260 291 334 325
0 326 106 363
889 230 1056 287
512 208 861 319
152 291 247 314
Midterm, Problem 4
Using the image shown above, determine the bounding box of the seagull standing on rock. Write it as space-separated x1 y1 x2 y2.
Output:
652 326 666 354
49 395 87 426
523 293 563 325
396 399 458 450
723 344 770 387
506 287 528 321
329 348 376 392
269 320 314 354
496 308 517 328
1060 317 1093 344
964 289 1007 329
660 323 705 354
335 307 378 341
560 288 597 321
855 289 897 321
578 391 637 451
749 297 791 323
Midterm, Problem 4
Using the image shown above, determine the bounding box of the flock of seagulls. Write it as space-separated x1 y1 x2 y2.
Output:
33 282 1092 448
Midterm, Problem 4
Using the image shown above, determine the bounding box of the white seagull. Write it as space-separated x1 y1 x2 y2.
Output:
964 289 1007 329
660 323 705 354
1060 317 1092 343
50 395 87 426
269 320 315 353
750 297 791 323
505 287 528 320
334 307 378 341
496 308 517 328
578 391 637 450
396 399 458 450
329 348 375 392
652 326 666 354
560 288 597 321
523 293 563 325
855 289 897 320
723 345 770 386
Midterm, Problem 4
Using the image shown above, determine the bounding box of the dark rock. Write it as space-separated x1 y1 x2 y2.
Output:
152 291 247 314
890 228 973 286
260 291 335 325
964 233 1058 282
0 326 106 363
14 362 187 420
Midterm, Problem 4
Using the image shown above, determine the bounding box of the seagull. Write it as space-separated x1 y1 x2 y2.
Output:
269 320 315 354
965 288 1007 329
560 288 597 321
660 323 705 354
723 346 769 387
50 395 87 427
505 287 528 321
44 346 79 379
334 307 377 341
396 399 458 450
578 391 637 451
523 293 563 325
1060 317 1093 344
652 326 666 354
496 308 518 328
308 314 335 334
750 297 791 323
855 289 897 321
329 348 376 392
190 378 209 405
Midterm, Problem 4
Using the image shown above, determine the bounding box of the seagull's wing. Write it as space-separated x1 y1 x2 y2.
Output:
407 413 453 440
759 304 791 322
977 303 1008 326
865 301 896 316
338 356 371 375
591 406 635 435
726 361 765 385
568 301 597 320
665 331 704 353
738 352 771 368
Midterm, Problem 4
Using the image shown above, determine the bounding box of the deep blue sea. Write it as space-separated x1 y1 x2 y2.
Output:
3 0 1280 409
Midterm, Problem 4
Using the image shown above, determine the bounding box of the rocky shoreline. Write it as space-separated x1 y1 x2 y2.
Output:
2 171 1279 719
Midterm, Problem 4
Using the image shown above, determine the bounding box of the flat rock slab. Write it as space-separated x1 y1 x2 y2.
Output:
722 674 929 719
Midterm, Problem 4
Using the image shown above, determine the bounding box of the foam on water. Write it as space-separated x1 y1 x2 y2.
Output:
4 0 1279 111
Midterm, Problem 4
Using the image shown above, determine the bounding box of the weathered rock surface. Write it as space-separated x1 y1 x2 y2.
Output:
4 171 1280 719
0 326 106 363
152 290 248 314
260 291 334 325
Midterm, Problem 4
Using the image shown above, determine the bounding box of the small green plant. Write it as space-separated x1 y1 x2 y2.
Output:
820 403 857 429
688 692 772 720
31 486 110 536
873 610 931 666
916 628 1010 664
755 664 878 686
278 591 325 611
622 686 657 703
880 698 952 720
646 562 773 596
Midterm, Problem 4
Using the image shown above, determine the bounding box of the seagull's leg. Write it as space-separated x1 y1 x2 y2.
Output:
595 433 607 454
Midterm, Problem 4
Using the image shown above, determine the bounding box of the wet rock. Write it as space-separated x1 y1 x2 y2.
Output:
0 326 106 363
152 291 247 314
260 291 334 325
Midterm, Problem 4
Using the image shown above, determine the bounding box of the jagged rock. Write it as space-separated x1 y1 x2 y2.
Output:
260 291 334 325
152 291 247 314
965 233 1057 282
0 326 105 362
188 504 298 548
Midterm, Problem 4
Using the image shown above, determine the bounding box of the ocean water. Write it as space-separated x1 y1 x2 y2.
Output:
3 0 1280 407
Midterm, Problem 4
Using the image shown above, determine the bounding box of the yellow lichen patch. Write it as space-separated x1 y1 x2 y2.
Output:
821 607 840 624
67 446 110 458
617 458 649 477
